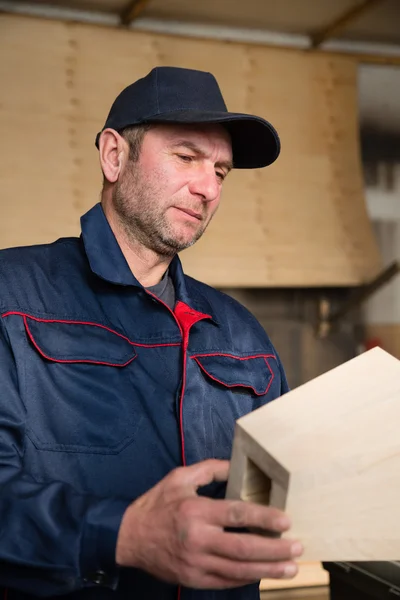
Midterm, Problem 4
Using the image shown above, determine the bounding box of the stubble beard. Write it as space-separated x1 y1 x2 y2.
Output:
112 165 212 257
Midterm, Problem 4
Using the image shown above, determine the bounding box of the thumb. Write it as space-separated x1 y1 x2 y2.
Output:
183 459 230 490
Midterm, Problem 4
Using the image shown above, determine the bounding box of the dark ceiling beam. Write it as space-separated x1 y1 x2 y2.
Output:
120 0 151 26
311 0 386 48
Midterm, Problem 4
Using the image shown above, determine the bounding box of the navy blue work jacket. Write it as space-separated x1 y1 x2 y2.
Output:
0 204 289 599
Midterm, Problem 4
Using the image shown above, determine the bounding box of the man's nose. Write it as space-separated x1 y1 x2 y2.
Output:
188 167 220 202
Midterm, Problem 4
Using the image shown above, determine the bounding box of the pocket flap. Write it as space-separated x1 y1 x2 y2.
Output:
24 317 137 366
192 353 274 396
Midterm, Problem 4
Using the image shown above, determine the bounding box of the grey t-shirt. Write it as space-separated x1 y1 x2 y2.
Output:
146 271 176 310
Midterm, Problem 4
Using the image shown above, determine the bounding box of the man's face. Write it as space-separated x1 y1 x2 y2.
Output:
112 123 233 256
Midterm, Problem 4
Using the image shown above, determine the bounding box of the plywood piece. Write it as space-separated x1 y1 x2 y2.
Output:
0 14 381 285
260 561 328 590
260 587 329 600
226 347 400 560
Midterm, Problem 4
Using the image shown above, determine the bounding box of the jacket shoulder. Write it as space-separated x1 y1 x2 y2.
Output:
0 237 79 264
185 276 272 339
0 238 80 310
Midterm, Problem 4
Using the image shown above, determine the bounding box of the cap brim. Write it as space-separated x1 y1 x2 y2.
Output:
147 110 280 169
95 110 280 169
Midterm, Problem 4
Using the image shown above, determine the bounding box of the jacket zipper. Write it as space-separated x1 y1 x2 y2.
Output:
145 292 211 600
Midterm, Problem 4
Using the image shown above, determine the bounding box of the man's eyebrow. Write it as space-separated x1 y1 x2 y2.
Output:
171 140 233 172
217 158 233 173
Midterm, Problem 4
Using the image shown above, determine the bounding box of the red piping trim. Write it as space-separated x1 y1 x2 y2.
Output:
23 316 137 367
191 352 277 360
192 353 275 396
1 312 180 349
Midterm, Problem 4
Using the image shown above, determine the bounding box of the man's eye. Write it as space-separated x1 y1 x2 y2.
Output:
178 155 193 162
216 171 225 181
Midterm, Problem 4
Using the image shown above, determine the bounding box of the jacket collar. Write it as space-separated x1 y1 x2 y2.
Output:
80 203 217 320
81 203 138 287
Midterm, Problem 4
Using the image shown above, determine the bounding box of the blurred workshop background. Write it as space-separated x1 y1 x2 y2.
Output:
1 1 400 598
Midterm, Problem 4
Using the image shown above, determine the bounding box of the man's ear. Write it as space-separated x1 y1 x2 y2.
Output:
99 129 128 183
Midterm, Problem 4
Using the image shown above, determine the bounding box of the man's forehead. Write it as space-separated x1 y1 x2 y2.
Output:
149 123 232 150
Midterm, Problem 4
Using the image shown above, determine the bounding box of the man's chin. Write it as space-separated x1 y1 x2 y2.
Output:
167 239 197 252
165 226 206 250
159 233 201 254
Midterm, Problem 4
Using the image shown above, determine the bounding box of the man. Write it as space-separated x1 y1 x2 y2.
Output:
0 67 303 599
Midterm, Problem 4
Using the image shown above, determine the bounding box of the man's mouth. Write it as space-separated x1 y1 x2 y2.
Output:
174 207 203 221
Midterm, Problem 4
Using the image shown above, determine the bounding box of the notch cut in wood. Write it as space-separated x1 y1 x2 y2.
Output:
241 457 272 505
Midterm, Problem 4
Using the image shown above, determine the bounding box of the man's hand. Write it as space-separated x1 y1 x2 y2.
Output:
116 459 303 589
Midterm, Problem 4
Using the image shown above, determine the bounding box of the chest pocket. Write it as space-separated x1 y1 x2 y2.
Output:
192 353 275 396
187 353 277 461
23 317 140 454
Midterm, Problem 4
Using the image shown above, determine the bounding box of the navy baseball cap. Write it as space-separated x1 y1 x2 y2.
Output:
95 66 280 169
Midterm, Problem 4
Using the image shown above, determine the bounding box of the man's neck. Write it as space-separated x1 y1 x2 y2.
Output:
102 202 173 288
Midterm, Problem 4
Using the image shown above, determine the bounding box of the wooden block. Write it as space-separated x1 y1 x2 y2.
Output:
260 561 329 590
226 347 400 560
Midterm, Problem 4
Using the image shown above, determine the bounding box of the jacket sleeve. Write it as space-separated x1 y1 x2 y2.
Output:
0 317 131 596
277 352 290 395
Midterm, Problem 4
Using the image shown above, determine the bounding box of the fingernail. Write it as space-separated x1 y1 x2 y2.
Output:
283 564 297 578
290 542 304 558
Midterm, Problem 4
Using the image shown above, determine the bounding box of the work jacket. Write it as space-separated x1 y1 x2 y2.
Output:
0 203 289 600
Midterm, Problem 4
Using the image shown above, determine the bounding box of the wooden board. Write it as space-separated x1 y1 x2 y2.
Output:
226 347 400 560
0 13 381 286
260 561 328 590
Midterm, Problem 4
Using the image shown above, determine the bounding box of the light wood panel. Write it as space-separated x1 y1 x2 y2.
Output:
227 347 400 560
260 587 329 600
260 561 328 591
0 13 381 285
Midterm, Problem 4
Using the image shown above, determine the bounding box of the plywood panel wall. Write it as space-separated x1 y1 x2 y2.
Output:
0 14 381 286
